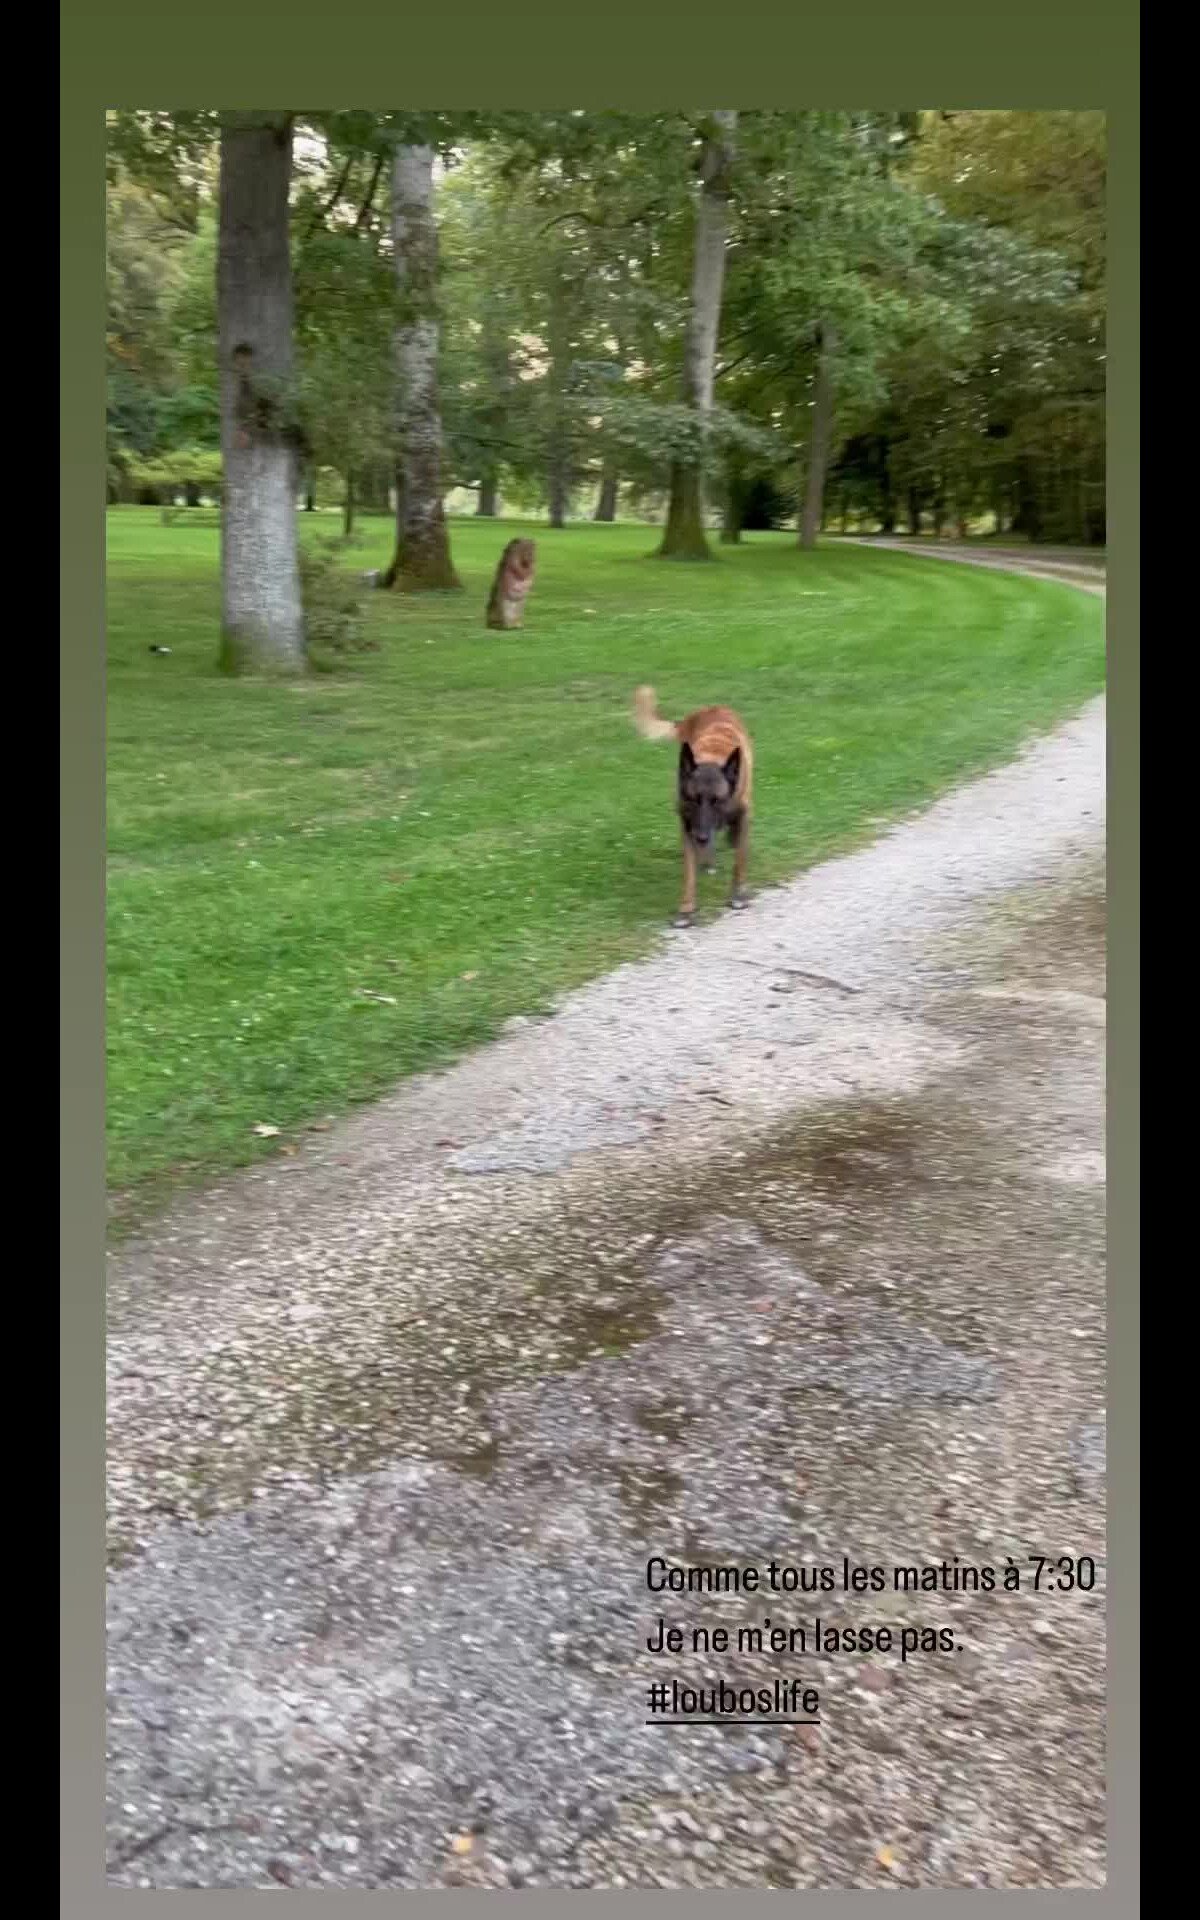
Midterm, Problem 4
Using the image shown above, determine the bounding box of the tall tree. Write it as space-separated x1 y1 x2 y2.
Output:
380 143 461 590
658 111 737 559
906 111 1106 544
798 321 838 549
216 112 306 674
592 260 630 522
435 152 523 516
474 313 511 517
291 214 395 538
727 112 938 551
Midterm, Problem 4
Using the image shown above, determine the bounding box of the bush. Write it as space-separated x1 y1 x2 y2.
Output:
124 445 224 505
298 541 376 670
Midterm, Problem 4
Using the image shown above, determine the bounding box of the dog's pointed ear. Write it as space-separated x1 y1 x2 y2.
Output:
723 747 742 787
679 742 696 776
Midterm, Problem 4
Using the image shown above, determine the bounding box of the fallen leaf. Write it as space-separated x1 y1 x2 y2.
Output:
435 1138 464 1149
460 971 479 982
876 1845 898 1872
252 1124 280 1138
450 1834 474 1856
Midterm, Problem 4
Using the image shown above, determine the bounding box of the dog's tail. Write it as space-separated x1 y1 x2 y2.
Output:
632 685 678 742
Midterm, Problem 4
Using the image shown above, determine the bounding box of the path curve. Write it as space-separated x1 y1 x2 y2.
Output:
842 535 1106 599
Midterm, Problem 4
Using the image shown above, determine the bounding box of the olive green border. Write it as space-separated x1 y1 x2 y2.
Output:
62 2 1138 1911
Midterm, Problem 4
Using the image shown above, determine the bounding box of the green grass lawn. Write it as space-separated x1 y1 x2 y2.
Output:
106 508 1105 1224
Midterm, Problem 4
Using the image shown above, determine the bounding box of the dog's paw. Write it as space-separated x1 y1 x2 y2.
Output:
729 892 752 912
671 911 696 930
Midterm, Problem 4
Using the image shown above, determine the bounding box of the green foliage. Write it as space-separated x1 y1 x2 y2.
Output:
297 539 375 668
435 129 701 512
732 467 797 531
835 111 1107 542
117 444 223 504
105 107 1108 545
587 391 784 470
105 110 218 231
291 215 397 491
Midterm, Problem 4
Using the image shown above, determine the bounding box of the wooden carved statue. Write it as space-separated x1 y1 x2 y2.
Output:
484 538 537 631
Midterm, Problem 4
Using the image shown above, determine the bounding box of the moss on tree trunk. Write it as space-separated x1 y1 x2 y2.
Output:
660 463 712 558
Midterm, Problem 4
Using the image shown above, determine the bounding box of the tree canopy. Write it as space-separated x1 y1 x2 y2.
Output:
106 108 1105 564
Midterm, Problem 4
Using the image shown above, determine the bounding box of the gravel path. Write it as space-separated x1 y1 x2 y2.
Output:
843 537 1106 596
107 554 1106 1891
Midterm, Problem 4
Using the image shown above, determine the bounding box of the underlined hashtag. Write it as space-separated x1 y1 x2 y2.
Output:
647 1681 669 1713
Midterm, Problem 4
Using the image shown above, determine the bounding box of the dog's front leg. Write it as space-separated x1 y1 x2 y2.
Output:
728 810 751 910
674 829 698 928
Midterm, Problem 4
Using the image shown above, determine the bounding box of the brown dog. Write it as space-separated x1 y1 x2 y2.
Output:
633 686 754 927
485 538 536 630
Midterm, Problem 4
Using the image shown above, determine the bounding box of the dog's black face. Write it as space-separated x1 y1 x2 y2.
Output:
679 743 741 851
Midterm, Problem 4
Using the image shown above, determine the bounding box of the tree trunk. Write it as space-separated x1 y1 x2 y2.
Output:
541 299 572 529
657 111 737 560
798 321 838 551
932 480 948 537
878 437 897 534
721 451 743 543
343 473 355 539
475 308 509 520
381 144 461 592
1011 459 1042 541
593 458 618 522
547 441 568 528
217 113 306 675
594 268 626 526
